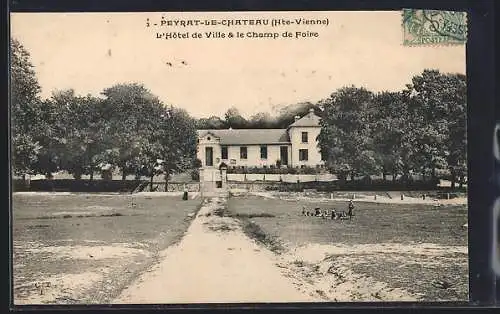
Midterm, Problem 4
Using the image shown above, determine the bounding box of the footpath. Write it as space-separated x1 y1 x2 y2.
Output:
114 197 315 304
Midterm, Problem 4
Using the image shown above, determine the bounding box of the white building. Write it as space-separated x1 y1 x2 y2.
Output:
197 108 324 168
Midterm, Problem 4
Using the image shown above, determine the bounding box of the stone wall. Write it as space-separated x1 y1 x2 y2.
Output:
147 182 201 192
227 173 337 182
228 182 282 192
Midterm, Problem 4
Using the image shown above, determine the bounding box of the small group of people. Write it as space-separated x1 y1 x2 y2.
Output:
301 200 355 221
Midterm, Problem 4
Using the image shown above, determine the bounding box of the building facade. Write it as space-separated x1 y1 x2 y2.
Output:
197 108 324 168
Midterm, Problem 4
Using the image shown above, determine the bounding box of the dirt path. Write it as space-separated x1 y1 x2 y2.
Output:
114 197 317 304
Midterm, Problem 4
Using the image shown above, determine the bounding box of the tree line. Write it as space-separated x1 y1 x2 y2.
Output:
196 72 466 189
318 72 466 189
197 102 317 130
11 38 466 189
11 39 198 188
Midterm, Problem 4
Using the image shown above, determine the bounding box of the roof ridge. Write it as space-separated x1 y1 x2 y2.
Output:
197 128 291 145
288 111 321 128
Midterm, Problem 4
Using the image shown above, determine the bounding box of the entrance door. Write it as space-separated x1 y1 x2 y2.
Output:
280 146 288 166
205 147 213 167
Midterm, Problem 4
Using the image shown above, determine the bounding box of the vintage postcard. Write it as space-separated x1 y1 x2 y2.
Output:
10 10 467 304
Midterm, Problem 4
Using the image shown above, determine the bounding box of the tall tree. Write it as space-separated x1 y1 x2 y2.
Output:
157 107 198 190
405 70 466 186
446 74 467 188
129 106 197 191
318 86 379 182
31 98 60 178
196 115 226 129
101 83 165 179
48 90 111 179
371 91 410 181
248 112 275 129
10 39 44 179
224 106 248 129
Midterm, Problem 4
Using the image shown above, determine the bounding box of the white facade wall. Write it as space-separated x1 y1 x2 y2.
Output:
197 138 292 168
198 125 325 169
221 144 291 168
197 133 222 167
225 173 339 182
288 126 324 167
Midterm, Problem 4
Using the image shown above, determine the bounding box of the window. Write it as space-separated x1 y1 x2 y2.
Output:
301 132 308 143
240 146 248 159
299 149 309 161
260 146 268 159
221 146 228 160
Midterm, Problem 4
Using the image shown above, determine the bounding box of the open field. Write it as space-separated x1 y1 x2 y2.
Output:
12 192 202 304
227 195 468 301
12 191 468 304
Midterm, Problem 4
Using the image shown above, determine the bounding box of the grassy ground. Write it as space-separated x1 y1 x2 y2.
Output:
227 195 468 301
12 193 202 304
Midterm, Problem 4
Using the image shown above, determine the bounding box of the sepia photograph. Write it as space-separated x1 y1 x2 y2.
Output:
10 10 467 304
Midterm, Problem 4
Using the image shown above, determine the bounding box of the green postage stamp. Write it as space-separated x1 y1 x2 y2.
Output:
402 9 467 45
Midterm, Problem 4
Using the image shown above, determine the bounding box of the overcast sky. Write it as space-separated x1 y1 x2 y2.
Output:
11 11 466 118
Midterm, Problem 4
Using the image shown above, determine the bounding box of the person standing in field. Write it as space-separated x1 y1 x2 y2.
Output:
347 200 354 220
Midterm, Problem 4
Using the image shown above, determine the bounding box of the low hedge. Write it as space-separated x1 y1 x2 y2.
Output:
260 180 443 192
13 179 144 193
227 166 325 175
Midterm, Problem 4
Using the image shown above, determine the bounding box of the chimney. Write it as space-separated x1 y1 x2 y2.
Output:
294 115 300 122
